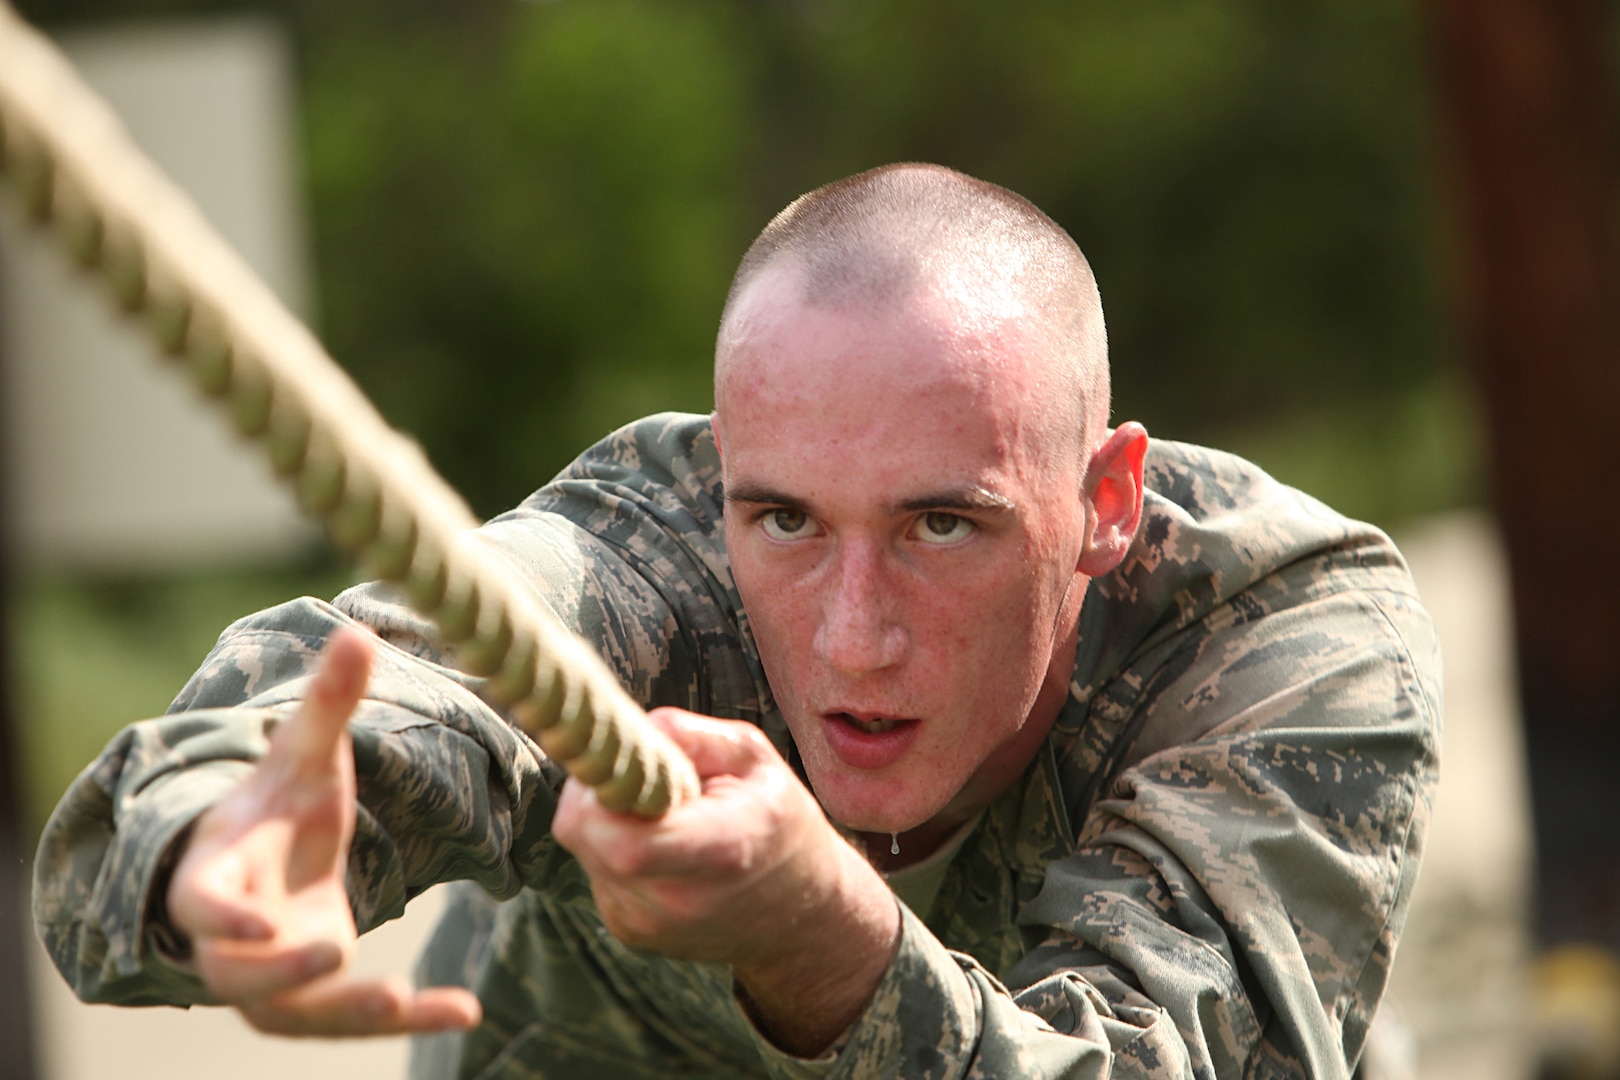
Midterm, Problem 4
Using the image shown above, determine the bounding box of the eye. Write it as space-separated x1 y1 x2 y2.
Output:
914 511 974 545
760 507 821 541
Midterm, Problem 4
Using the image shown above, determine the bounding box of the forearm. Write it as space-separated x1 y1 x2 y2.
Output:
727 832 1157 1078
34 741 253 1005
740 904 1133 1080
732 839 900 1056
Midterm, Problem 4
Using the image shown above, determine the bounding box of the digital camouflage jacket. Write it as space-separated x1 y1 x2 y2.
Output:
34 413 1441 1079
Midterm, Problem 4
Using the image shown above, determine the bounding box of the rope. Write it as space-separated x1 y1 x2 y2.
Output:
0 5 699 816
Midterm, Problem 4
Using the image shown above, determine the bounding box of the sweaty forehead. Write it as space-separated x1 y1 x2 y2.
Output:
715 264 1077 471
718 261 1046 397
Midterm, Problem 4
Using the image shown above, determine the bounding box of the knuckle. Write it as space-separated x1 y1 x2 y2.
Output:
600 838 652 879
688 831 749 879
712 842 753 878
736 725 772 754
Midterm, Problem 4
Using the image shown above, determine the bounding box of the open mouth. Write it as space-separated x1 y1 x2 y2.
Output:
838 713 908 735
821 711 921 769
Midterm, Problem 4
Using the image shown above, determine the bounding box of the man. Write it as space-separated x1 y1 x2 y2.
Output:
35 164 1440 1078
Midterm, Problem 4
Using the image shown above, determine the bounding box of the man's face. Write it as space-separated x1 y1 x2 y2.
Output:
715 268 1092 836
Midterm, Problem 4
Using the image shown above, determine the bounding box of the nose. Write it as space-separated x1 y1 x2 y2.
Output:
812 542 908 676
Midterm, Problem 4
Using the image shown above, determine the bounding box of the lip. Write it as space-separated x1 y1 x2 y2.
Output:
820 711 922 770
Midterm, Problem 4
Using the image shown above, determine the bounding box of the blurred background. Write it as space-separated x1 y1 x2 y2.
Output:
1 1 1615 1078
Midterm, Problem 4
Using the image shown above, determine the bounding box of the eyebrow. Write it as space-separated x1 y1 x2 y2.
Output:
723 482 803 508
893 485 1018 515
723 481 1017 515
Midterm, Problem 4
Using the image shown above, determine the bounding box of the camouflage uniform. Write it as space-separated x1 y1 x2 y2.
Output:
34 413 1440 1079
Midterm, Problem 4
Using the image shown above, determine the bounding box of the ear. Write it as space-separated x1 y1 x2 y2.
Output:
710 411 725 465
1077 421 1148 577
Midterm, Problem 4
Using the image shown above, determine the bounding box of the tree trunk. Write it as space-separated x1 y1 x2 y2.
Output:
0 301 40 1080
1425 0 1620 946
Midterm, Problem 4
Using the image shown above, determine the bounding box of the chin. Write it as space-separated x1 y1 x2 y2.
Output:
809 769 950 836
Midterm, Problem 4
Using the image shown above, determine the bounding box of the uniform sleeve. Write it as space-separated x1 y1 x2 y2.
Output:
31 415 756 1012
749 576 1440 1080
30 505 702 1008
1018 581 1438 1079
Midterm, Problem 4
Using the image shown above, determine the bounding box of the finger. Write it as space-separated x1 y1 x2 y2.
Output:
195 935 345 1003
558 778 750 883
551 776 589 852
389 986 483 1035
551 778 652 869
246 977 482 1038
269 627 375 776
553 781 664 879
646 708 773 780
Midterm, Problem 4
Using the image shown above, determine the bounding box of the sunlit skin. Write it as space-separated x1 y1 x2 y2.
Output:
161 254 1147 1057
551 265 1144 1054
715 263 1147 866
166 628 484 1037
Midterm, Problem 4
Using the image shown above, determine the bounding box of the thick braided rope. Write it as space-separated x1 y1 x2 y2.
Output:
0 5 699 815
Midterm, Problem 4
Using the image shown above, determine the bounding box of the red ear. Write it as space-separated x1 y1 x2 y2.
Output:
711 412 725 463
1078 422 1148 577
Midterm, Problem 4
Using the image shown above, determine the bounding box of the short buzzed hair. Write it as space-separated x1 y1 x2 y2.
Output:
718 163 1110 453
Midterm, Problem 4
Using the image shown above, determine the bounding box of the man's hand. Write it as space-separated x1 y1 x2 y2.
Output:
552 709 900 1057
164 627 482 1037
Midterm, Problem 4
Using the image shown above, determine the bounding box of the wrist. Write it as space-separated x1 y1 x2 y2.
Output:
732 838 900 1057
147 817 203 966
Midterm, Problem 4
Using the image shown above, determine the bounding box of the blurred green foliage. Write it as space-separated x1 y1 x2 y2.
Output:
9 0 1481 820
12 0 1483 816
6 563 354 826
9 0 1470 819
21 0 1468 525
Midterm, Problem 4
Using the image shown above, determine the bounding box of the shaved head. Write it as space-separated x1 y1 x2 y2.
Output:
711 164 1147 839
716 163 1109 456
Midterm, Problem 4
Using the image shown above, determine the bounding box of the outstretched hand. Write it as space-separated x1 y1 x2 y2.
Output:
164 627 481 1037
